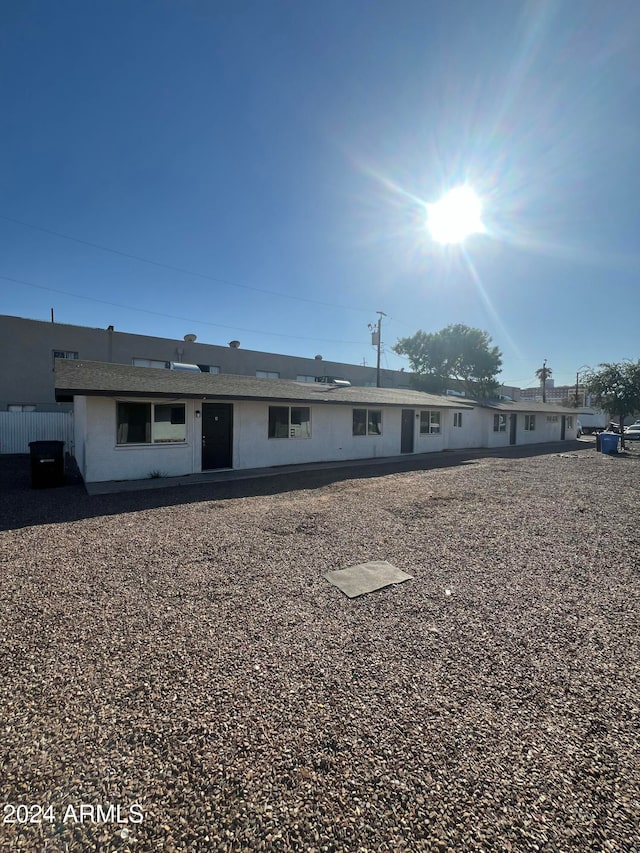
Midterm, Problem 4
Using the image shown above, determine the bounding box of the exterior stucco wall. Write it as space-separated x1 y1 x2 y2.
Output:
76 395 579 484
82 397 198 483
444 408 486 449
564 415 579 441
518 414 562 444
73 396 88 480
482 411 578 447
231 403 449 469
485 414 512 449
77 398 458 482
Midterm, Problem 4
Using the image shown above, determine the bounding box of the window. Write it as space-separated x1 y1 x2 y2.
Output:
566 416 573 428
116 402 186 444
268 406 311 438
132 358 169 369
153 405 186 442
352 408 382 436
546 415 559 423
420 410 441 434
368 409 382 435
7 404 36 412
525 415 536 431
493 414 507 432
257 370 280 379
296 374 317 383
53 350 78 366
198 365 220 374
453 412 463 428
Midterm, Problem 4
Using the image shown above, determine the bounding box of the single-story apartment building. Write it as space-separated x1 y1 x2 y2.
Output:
54 360 579 485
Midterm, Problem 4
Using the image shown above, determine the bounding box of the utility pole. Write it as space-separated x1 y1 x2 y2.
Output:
369 311 386 388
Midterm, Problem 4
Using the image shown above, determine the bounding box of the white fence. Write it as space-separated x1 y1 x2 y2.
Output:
0 412 74 455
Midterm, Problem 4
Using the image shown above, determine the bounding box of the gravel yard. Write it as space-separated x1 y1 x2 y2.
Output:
1 443 639 852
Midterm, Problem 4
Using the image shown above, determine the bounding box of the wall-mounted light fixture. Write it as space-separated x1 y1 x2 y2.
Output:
195 410 201 418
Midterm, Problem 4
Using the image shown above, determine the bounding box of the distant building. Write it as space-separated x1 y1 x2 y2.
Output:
0 313 524 414
520 383 592 407
0 314 414 412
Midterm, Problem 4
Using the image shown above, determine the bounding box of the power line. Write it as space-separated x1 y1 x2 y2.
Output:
0 273 368 346
0 215 437 346
0 213 368 314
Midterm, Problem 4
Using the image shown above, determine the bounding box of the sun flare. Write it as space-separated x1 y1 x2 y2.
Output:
427 186 485 244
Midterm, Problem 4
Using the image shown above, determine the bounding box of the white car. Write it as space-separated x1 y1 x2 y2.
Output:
623 423 640 441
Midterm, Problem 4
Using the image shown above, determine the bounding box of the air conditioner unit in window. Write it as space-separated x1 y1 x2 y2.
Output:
169 362 201 372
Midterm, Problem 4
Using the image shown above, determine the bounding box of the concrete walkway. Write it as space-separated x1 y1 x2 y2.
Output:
84 439 592 495
85 453 441 494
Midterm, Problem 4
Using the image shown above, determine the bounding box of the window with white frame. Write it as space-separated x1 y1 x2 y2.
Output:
268 406 311 438
493 414 507 432
352 408 382 436
566 416 573 428
7 404 36 412
116 402 186 444
453 412 463 428
296 374 317 383
197 364 220 374
524 414 536 431
257 370 280 379
420 410 441 434
546 415 559 423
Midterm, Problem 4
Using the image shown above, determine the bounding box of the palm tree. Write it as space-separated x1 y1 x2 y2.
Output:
535 361 552 403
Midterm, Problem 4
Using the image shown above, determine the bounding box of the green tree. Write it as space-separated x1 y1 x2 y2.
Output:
584 360 640 449
535 361 552 403
393 323 502 397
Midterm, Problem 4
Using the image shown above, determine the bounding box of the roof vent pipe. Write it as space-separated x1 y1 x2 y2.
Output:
229 340 241 348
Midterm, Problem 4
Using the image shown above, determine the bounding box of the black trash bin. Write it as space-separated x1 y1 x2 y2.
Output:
595 433 601 452
29 441 65 488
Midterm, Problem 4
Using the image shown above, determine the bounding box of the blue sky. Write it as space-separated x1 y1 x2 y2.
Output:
2 0 639 388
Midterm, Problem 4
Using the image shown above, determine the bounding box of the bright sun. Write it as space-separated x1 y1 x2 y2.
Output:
426 185 485 244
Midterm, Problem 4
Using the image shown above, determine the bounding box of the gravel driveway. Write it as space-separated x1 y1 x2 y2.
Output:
1 443 639 852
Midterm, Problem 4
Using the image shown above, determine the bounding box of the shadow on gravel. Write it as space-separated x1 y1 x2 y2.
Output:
0 441 596 531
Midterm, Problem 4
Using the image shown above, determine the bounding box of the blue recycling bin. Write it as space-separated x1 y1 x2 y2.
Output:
600 433 619 455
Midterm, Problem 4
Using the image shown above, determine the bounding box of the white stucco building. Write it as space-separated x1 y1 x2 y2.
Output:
55 360 579 486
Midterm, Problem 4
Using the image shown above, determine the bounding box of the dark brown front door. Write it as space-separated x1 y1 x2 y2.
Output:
509 413 517 445
202 403 233 470
561 415 566 440
401 409 415 453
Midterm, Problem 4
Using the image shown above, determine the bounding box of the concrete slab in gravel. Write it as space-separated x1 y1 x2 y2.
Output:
324 560 413 598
